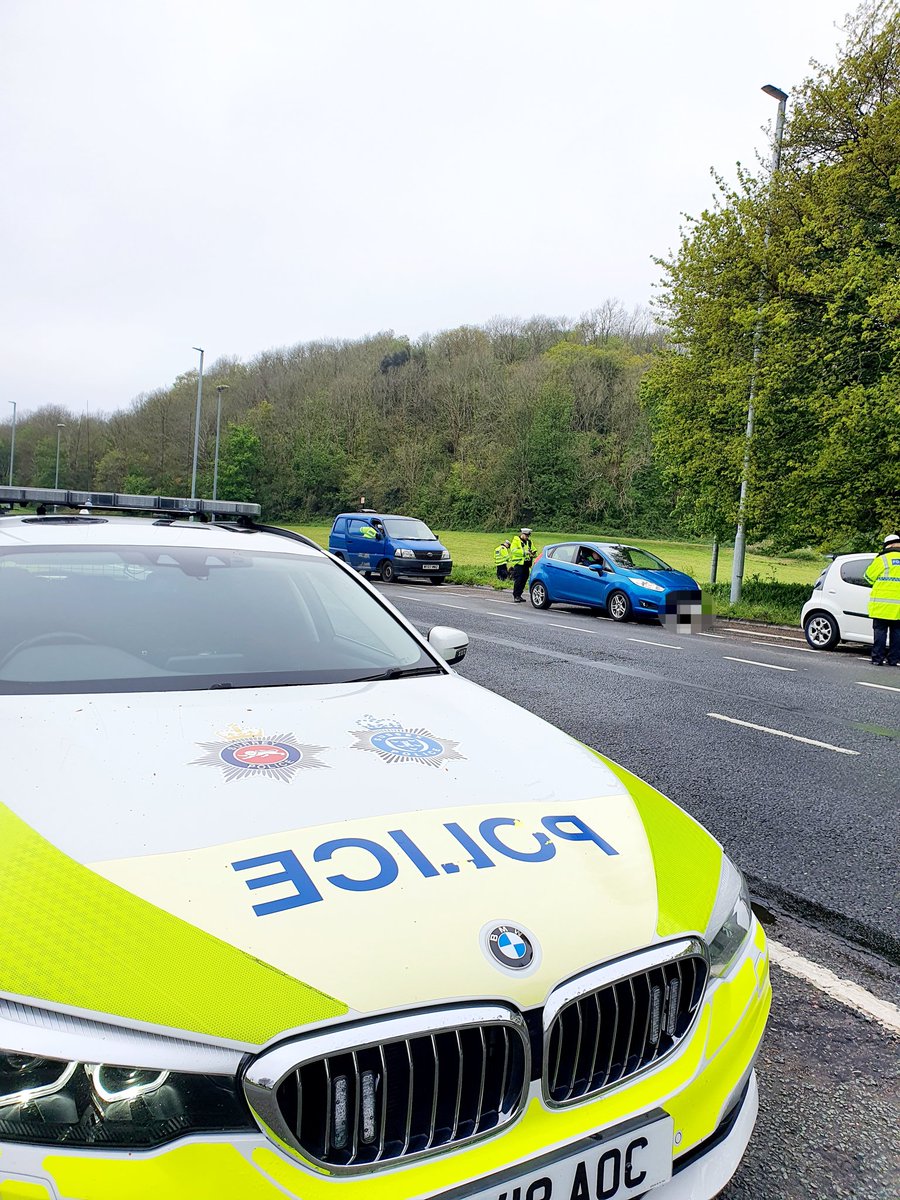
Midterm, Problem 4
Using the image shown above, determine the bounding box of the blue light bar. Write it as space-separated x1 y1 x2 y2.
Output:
0 487 261 518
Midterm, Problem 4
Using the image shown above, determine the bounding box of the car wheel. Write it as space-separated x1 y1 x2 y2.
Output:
429 577 446 585
363 570 372 579
333 552 345 561
804 611 840 650
380 559 396 583
530 581 551 609
608 590 632 622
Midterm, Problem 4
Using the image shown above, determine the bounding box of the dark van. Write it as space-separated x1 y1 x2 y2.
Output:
328 513 452 584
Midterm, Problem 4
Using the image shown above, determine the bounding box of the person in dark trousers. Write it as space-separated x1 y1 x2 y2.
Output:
493 539 511 581
509 528 534 602
865 532 900 665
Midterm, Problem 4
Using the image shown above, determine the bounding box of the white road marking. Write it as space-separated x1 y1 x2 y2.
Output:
628 637 682 650
769 940 900 1035
707 712 859 755
858 680 900 694
730 628 806 643
549 623 599 634
723 656 796 672
495 613 527 621
750 641 817 654
698 631 727 639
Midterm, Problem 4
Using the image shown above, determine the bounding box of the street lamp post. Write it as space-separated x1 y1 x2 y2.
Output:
7 401 16 486
54 423 66 488
730 84 788 605
190 347 205 501
212 384 229 502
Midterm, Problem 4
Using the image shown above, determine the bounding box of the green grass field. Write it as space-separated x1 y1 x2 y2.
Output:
284 524 822 626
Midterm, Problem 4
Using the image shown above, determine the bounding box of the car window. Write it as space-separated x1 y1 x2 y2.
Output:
547 544 577 563
348 518 377 536
0 546 435 694
839 557 874 587
605 545 672 571
576 546 604 567
381 518 436 540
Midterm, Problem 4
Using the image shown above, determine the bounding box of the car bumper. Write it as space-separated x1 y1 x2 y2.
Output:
393 561 452 578
0 924 770 1200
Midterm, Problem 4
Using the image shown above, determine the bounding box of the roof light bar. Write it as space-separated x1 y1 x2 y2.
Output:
0 487 260 519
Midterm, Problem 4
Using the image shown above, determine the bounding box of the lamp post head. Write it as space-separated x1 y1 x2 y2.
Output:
57 422 66 429
215 384 230 395
762 84 788 103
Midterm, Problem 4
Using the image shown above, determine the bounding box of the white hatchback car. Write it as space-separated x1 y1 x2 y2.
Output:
801 554 875 650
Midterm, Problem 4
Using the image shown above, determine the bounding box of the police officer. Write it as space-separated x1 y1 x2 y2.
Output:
865 532 900 666
493 539 511 581
509 528 534 602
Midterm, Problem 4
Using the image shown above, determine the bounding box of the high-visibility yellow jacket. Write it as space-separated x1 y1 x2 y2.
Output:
493 543 510 567
508 536 525 567
865 550 900 620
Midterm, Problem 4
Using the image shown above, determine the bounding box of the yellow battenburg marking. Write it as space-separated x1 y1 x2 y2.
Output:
0 1184 55 1200
44 1145 288 1200
591 752 722 936
0 802 346 1043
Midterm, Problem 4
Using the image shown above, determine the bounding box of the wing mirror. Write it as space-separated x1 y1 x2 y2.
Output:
588 563 606 573
428 625 469 666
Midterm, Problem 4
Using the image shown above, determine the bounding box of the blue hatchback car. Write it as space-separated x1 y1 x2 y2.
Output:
528 541 702 622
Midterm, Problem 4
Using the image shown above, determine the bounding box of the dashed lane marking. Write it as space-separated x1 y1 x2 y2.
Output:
769 940 900 1035
750 640 817 654
549 623 600 634
698 632 727 639
628 637 682 650
707 712 859 755
723 656 796 672
729 628 806 643
858 680 900 694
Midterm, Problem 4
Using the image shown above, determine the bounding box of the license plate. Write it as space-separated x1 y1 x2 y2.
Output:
423 563 440 570
462 1115 672 1200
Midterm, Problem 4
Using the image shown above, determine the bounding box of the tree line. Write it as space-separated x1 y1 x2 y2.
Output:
3 1 897 551
1 304 671 534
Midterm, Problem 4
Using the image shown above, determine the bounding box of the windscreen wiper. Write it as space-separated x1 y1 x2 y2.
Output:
352 664 444 682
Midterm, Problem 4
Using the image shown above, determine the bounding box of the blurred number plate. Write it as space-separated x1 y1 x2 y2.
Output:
465 1116 672 1200
423 563 440 569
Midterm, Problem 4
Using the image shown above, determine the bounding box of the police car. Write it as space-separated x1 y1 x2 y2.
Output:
0 488 770 1200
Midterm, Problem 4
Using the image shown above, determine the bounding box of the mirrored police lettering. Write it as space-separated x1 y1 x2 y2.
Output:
231 815 618 916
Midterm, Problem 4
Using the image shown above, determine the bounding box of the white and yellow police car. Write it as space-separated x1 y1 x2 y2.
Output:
0 488 770 1200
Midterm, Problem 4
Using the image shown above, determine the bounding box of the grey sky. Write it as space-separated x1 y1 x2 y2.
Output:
2 0 852 418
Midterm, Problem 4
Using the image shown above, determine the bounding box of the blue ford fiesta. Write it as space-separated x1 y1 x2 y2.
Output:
528 541 702 622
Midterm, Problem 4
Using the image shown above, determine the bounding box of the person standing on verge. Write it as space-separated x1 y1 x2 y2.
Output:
494 539 511 582
865 532 900 666
520 528 535 583
509 531 527 601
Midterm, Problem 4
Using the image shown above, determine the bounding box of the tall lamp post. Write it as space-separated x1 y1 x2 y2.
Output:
54 423 66 488
7 401 16 486
730 84 788 605
190 347 205 501
212 384 229 502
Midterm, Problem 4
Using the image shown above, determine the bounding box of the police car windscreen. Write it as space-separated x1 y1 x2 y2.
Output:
0 546 435 694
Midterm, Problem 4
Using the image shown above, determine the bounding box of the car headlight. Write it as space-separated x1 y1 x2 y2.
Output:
627 577 664 592
395 548 414 559
705 856 753 976
0 1051 252 1147
441 550 451 560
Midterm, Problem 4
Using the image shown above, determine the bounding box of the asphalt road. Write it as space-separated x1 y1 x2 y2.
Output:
377 579 900 1200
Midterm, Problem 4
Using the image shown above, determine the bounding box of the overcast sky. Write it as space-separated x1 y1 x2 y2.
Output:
2 0 853 418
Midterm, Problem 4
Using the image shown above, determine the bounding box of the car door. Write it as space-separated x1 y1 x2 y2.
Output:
565 547 611 608
346 518 381 571
542 544 580 601
836 556 876 642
